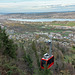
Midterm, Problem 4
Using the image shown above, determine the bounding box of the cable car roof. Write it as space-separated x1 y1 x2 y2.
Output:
42 54 54 60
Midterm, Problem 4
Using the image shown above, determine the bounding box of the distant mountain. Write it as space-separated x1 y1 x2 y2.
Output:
0 11 75 15
0 11 75 19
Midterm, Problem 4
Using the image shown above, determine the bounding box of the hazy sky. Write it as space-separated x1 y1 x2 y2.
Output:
0 0 75 13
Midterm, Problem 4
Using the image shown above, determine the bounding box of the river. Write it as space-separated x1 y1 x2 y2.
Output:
9 18 75 22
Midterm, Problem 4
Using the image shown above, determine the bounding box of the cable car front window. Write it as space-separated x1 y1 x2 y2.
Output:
41 60 46 67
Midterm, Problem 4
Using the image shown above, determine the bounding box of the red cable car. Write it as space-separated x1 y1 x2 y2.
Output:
41 39 54 69
41 54 54 69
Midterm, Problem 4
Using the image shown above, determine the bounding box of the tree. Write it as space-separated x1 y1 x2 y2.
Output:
32 41 40 69
23 51 33 75
3 39 17 58
0 26 17 58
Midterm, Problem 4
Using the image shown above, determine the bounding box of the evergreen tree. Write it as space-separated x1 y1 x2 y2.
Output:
32 41 40 69
0 26 17 58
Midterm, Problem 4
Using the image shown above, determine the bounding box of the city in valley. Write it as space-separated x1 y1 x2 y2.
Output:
0 12 75 75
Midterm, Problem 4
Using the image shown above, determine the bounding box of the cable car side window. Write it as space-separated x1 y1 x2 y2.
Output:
41 60 46 67
52 57 54 62
47 58 51 66
47 56 54 66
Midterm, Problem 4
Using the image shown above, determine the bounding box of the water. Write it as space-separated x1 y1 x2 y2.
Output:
9 18 75 22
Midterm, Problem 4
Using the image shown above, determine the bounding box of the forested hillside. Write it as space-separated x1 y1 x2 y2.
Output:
0 26 75 75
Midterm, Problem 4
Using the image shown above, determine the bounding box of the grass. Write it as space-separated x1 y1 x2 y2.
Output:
64 47 75 63
67 22 75 26
64 55 72 63
51 21 75 26
71 47 75 53
52 23 65 26
61 32 70 37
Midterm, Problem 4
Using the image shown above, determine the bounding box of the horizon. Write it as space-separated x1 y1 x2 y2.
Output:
0 11 75 14
0 0 75 13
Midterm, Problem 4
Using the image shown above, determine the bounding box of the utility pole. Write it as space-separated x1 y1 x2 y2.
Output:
49 40 52 57
49 35 52 57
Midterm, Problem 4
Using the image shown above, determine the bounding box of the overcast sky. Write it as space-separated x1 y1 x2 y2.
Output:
0 0 75 13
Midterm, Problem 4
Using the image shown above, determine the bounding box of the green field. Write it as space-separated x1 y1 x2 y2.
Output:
51 21 75 26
